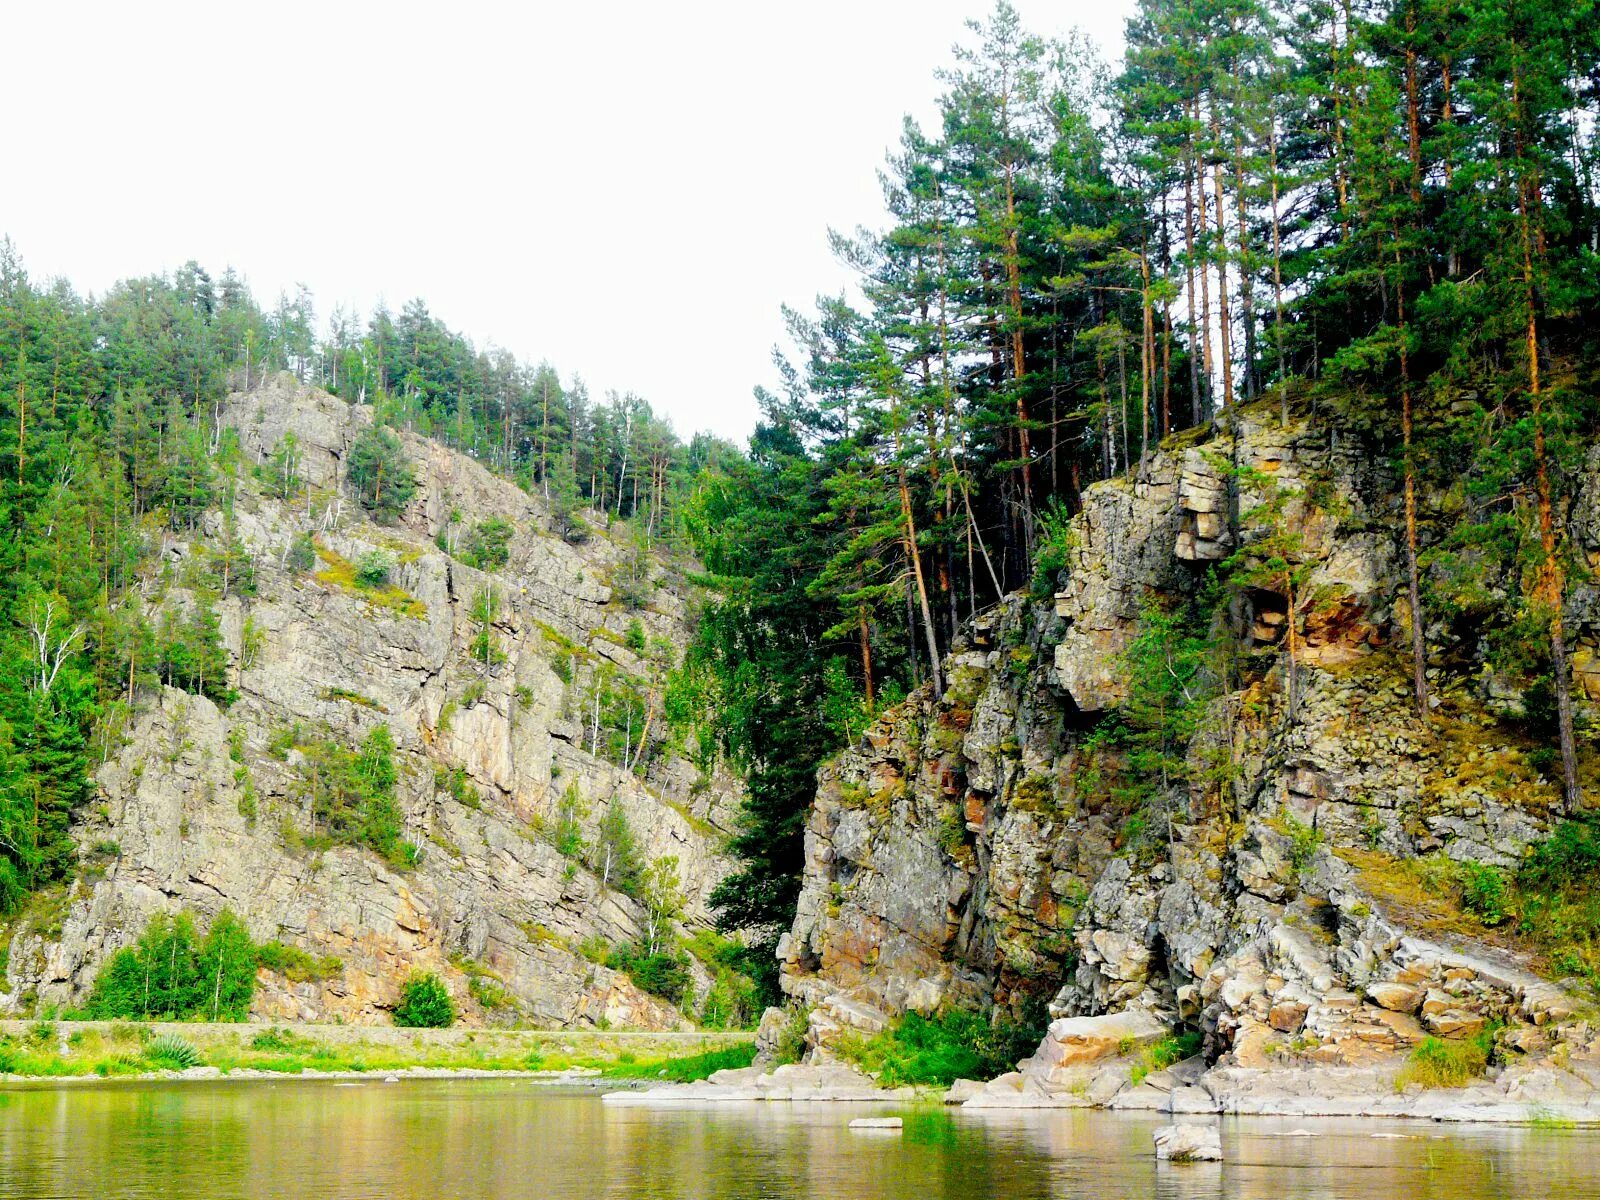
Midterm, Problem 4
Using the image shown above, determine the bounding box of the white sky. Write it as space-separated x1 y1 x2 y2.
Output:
9 1 1135 443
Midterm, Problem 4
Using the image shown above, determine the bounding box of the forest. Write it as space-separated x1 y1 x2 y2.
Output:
0 0 1598 997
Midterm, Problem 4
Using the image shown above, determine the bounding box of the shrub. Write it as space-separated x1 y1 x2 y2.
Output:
559 514 591 544
250 1027 314 1053
393 971 455 1028
550 783 588 858
606 944 691 1005
354 551 393 589
773 1005 811 1065
1284 815 1321 873
286 532 317 573
293 725 418 869
1520 821 1600 893
603 1042 757 1082
256 941 343 983
1395 1030 1495 1090
461 517 514 570
613 545 653 611
144 1035 201 1071
843 1009 1046 1087
625 619 647 654
1029 498 1075 601
1460 862 1509 926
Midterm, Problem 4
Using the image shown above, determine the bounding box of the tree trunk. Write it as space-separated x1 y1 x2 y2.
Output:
1395 260 1430 722
1182 140 1204 427
1192 102 1218 417
858 610 875 712
1210 149 1236 410
1268 119 1288 411
899 466 943 698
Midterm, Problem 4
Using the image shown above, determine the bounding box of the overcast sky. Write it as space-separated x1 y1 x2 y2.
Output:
10 1 1135 443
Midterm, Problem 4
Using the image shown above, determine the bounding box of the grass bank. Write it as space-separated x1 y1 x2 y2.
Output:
0 1020 754 1083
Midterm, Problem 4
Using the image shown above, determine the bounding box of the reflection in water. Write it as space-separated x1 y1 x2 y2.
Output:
0 1081 1595 1199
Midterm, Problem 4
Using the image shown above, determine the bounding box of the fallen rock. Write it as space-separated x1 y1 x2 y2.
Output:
601 1062 915 1106
1024 1008 1169 1076
944 1078 984 1105
849 1117 903 1130
752 1006 791 1066
1153 1123 1223 1162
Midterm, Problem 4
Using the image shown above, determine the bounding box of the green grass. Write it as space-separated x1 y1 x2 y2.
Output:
1346 820 1600 994
1393 1029 1496 1090
600 1042 756 1082
1129 1031 1203 1085
314 545 427 619
0 1025 753 1080
1527 1107 1578 1130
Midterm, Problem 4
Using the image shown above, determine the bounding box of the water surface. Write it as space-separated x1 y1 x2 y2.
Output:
0 1079 1595 1199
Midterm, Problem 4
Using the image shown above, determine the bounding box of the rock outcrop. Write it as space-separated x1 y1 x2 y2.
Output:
0 375 739 1028
780 402 1600 1092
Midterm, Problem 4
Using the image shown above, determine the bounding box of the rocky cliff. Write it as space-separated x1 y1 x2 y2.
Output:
0 375 738 1028
780 402 1600 1089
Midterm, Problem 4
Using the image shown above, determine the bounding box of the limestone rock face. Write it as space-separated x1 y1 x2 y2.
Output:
781 404 1600 1083
0 376 740 1029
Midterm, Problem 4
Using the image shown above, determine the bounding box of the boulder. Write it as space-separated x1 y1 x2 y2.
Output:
944 1078 985 1105
1025 1008 1169 1073
1153 1123 1223 1162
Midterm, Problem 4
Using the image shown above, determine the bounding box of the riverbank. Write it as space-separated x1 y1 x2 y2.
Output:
604 1057 1600 1125
0 1020 754 1085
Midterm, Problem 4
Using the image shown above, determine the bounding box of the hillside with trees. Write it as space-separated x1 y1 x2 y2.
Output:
0 0 1598 1049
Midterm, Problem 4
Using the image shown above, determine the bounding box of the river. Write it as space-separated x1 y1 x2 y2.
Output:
0 1079 1596 1198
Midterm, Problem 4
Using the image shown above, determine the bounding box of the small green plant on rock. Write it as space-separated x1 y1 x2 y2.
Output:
1129 1030 1203 1085
1284 815 1321 874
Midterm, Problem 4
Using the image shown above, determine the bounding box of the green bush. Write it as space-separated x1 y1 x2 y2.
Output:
250 1027 315 1053
286 532 317 573
1130 1031 1203 1085
772 1005 811 1065
625 619 647 654
1521 821 1600 892
393 971 455 1028
1029 498 1075 601
844 1010 1047 1087
354 551 393 589
1460 862 1509 926
687 931 761 1029
1395 1029 1496 1090
559 514 591 544
256 941 343 983
461 517 514 570
144 1034 201 1071
606 944 691 1005
1284 816 1321 873
293 725 418 869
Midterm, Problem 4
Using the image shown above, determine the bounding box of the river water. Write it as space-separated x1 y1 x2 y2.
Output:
0 1079 1595 1199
